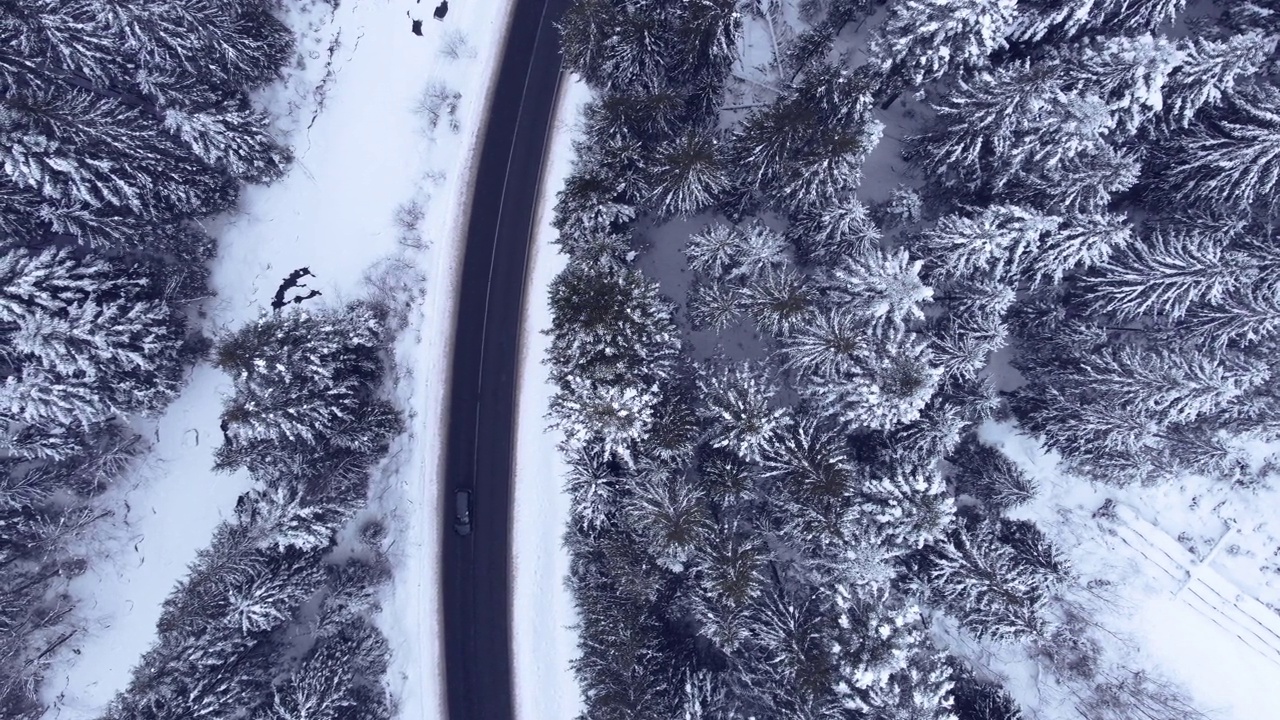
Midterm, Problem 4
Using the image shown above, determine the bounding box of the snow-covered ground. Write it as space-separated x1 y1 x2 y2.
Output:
955 423 1280 720
44 0 515 715
511 77 590 720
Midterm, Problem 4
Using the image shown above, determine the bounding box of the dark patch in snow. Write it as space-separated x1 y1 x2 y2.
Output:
412 18 423 35
272 267 321 310
434 0 448 20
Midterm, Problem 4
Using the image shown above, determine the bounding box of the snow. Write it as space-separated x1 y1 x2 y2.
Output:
953 421 1280 720
511 76 590 720
43 0 516 715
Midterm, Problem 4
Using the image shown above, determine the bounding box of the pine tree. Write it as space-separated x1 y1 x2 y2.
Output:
697 362 788 463
0 84 239 219
1065 345 1270 425
689 519 765 652
163 100 290 184
625 468 708 571
781 307 868 378
1058 33 1181 134
1005 143 1139 214
870 0 1017 89
800 327 942 432
563 440 623 531
787 195 882 266
0 246 184 428
1026 212 1132 286
1177 282 1280 350
832 586 958 720
214 303 388 455
1164 33 1277 128
685 221 789 283
915 205 1058 283
912 61 1114 192
731 63 880 213
552 377 662 467
1080 229 1253 320
948 435 1037 512
858 460 956 554
950 673 1023 720
821 247 933 330
1151 83 1280 216
923 520 1053 642
648 126 728 218
740 265 813 337
672 0 742 85
687 279 743 333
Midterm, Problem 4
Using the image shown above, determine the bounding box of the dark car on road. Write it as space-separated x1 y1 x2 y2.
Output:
454 489 472 536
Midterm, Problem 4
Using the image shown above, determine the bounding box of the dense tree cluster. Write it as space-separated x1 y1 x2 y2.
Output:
549 0 1063 717
552 0 1268 715
0 2 295 715
105 302 401 720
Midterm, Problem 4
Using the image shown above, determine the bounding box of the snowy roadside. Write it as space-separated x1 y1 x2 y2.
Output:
44 0 516 715
511 77 591 720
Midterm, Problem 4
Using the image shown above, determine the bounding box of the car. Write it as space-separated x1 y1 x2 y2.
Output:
454 489 472 536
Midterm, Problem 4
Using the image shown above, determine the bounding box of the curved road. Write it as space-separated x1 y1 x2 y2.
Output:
440 0 567 718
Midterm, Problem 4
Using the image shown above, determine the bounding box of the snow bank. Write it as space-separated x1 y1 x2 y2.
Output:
46 0 515 715
511 76 590 720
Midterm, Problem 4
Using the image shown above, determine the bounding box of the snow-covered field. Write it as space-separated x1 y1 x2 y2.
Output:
953 423 1280 720
511 77 590 720
44 0 515 715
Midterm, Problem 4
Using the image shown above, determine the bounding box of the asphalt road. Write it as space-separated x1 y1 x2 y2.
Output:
440 0 567 718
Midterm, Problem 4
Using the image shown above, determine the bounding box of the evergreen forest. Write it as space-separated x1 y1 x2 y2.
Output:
0 2 402 719
549 0 1280 718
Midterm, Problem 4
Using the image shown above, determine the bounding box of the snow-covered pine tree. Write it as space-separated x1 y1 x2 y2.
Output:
688 519 765 653
1057 33 1181 134
821 246 934 330
1005 143 1139 214
624 467 708 571
1010 0 1186 42
554 162 637 238
915 205 1058 283
214 302 390 459
731 63 880 214
687 278 744 333
1177 282 1280 350
831 585 958 720
923 520 1054 642
1164 33 1277 129
697 362 788 464
1065 344 1270 426
648 126 729 218
781 306 868 378
947 434 1037 512
0 246 185 428
870 0 1017 90
911 61 1115 192
1080 228 1253 320
950 672 1024 720
671 0 742 86
761 413 857 542
1151 82 1280 216
547 265 681 464
0 84 239 220
686 220 789 283
741 587 842 718
563 440 623 531
799 327 942 432
740 264 813 337
858 459 956 554
163 100 290 184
